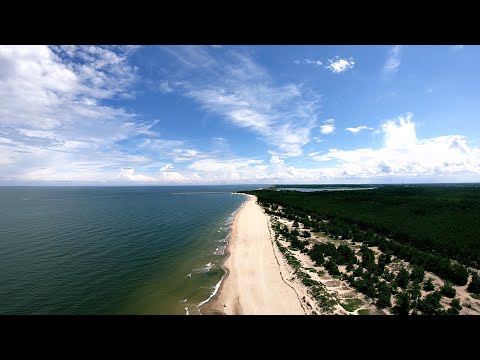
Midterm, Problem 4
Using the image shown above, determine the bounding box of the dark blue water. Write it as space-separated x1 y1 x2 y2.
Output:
0 186 257 314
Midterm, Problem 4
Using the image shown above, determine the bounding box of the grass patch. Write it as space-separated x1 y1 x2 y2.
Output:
309 285 337 312
357 309 369 315
341 298 364 312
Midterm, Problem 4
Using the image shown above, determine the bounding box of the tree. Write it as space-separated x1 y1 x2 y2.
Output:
467 273 480 294
446 307 459 315
451 298 462 311
450 263 469 286
410 265 425 283
376 281 391 309
392 291 411 315
302 230 311 238
418 291 442 315
409 281 421 302
423 278 435 292
346 261 354 272
441 282 456 298
353 266 364 277
325 259 340 276
396 267 410 289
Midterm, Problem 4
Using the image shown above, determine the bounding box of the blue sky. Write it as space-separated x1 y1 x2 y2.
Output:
1 45 479 184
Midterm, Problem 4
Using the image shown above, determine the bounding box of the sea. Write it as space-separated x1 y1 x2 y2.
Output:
0 185 259 315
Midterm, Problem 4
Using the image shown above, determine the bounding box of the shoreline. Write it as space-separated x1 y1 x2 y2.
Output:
201 193 304 315
200 193 246 315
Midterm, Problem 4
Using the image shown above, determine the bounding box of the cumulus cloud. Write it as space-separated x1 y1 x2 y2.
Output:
119 168 155 181
319 119 335 134
345 125 374 134
383 45 401 73
325 56 355 73
311 113 480 180
0 45 173 183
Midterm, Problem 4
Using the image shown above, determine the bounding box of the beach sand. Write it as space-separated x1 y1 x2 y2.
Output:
203 194 304 315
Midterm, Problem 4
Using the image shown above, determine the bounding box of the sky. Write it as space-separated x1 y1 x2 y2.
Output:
1 45 480 185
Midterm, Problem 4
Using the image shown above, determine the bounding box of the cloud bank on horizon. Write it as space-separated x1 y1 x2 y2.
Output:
1 45 479 184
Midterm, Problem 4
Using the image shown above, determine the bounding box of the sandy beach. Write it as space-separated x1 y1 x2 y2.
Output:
203 194 304 315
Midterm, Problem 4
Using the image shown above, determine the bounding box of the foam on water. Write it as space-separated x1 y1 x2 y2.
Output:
197 276 224 308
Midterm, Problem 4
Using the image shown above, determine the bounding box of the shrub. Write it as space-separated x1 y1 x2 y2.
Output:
441 282 456 298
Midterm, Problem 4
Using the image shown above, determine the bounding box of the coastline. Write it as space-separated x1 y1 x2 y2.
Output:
201 194 304 315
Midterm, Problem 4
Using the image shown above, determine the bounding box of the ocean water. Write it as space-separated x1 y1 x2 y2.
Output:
0 186 257 315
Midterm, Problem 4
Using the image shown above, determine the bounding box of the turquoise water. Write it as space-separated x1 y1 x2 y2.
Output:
0 186 256 314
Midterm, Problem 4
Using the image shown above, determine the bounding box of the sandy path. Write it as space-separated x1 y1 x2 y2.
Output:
204 195 304 315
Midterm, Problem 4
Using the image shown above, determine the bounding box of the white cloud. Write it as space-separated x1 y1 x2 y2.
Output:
304 59 323 66
172 149 204 162
159 46 320 157
160 163 173 171
159 81 173 93
383 45 401 73
56 112 479 183
0 45 185 183
325 57 355 73
320 125 335 134
310 113 480 180
119 168 155 181
345 125 374 134
452 45 464 51
319 118 335 134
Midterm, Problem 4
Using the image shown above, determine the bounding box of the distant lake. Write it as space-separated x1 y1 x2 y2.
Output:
276 187 376 192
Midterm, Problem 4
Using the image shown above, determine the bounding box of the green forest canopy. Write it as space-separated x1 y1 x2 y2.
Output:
246 185 480 267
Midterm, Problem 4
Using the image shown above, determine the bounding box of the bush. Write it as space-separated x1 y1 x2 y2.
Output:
467 273 480 294
325 259 340 276
418 291 442 315
451 298 462 310
396 267 410 289
392 291 411 315
446 307 459 315
423 278 435 292
376 281 391 309
302 230 311 238
441 282 456 298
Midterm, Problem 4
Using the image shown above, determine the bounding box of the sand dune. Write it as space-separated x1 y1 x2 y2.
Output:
204 194 304 315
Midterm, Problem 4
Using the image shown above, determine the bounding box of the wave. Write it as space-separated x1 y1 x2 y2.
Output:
192 262 213 274
214 245 226 255
197 276 223 308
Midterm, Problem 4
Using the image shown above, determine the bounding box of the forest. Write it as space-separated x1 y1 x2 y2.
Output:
252 185 480 314
245 185 480 268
